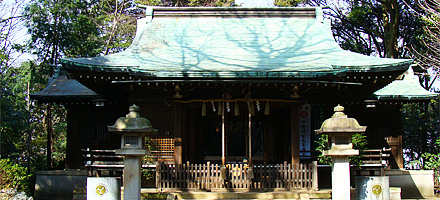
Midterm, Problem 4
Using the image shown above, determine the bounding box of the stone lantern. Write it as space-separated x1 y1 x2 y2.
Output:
315 104 366 200
108 104 157 200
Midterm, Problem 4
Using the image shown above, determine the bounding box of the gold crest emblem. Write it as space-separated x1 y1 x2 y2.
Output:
371 184 382 196
96 185 107 195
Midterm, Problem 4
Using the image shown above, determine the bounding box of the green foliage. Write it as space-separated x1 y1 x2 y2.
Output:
422 138 440 170
402 100 440 169
23 0 104 61
0 159 32 195
315 135 332 165
274 0 302 7
351 133 368 167
136 0 162 6
1 60 67 170
142 170 155 181
315 133 368 167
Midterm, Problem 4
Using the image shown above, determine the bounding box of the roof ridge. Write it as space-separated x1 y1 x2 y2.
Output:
150 6 318 18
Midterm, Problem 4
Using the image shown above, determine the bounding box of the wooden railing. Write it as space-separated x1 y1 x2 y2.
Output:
358 148 391 176
82 148 124 177
361 148 391 166
156 161 318 191
82 148 155 177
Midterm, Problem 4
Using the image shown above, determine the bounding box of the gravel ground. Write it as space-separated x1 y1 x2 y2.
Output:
0 189 33 200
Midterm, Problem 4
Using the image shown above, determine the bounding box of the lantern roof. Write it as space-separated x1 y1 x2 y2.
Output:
315 105 366 134
108 104 157 133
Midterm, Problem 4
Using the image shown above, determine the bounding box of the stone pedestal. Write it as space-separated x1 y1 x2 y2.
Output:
122 156 142 200
332 156 351 200
116 147 148 200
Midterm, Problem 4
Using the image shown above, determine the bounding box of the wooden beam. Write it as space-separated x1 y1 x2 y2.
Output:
174 102 183 165
291 103 300 165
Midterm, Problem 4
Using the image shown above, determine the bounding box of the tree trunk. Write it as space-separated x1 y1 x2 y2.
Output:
381 0 400 58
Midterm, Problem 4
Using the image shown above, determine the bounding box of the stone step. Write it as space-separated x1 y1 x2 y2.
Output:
141 189 332 200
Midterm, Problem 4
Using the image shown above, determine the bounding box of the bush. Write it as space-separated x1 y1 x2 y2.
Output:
0 159 32 195
422 138 440 170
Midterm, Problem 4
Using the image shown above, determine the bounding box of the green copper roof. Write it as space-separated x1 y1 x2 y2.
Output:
60 7 412 78
30 70 99 102
374 67 438 100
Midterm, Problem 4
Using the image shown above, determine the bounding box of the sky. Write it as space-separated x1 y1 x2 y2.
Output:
2 0 34 66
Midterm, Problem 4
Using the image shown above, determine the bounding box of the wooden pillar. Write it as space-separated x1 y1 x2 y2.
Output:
248 112 252 166
386 135 403 169
189 108 195 163
290 103 300 165
221 101 226 166
174 102 183 165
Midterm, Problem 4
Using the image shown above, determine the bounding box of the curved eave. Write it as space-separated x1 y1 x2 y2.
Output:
30 94 100 103
60 59 411 79
375 95 438 101
30 71 100 102
60 7 412 79
373 70 438 101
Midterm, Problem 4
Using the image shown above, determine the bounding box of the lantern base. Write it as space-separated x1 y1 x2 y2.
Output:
116 148 147 156
323 149 359 157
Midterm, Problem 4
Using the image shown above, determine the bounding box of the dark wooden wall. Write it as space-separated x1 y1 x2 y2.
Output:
66 104 127 169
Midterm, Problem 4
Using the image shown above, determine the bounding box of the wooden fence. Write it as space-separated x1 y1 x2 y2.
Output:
156 161 318 191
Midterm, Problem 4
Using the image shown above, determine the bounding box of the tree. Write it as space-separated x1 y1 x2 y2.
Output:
402 100 439 169
402 0 440 170
23 0 105 65
96 0 141 55
0 0 28 69
411 0 440 91
22 0 108 169
313 0 423 59
0 0 30 159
